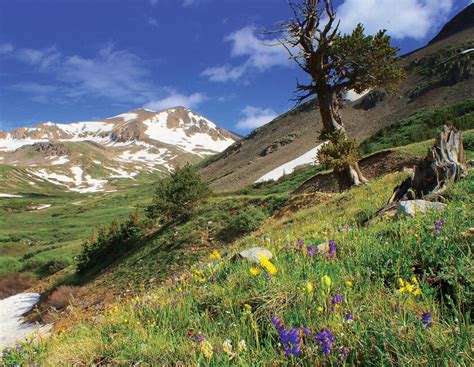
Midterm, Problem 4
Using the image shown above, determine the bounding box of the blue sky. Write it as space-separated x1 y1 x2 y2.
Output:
0 0 471 133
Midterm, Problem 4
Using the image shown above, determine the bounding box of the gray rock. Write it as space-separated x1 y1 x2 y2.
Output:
237 247 273 263
397 200 447 217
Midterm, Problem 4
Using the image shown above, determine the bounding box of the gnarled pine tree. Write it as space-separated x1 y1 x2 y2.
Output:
278 0 404 190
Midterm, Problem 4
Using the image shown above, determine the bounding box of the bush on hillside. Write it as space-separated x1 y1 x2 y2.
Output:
146 164 210 222
76 210 146 275
229 206 266 235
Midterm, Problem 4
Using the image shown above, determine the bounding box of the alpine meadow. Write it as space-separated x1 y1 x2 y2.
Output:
0 0 473 366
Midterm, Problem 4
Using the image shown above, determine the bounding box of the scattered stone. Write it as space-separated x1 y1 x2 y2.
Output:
317 242 330 255
397 200 447 217
234 247 273 263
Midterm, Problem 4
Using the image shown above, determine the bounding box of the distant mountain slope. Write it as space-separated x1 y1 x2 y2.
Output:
428 3 474 45
199 5 474 192
0 107 238 194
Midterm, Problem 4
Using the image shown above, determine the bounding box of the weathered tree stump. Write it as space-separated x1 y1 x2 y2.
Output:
367 125 467 225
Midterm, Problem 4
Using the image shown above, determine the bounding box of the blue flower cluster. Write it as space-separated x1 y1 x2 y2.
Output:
315 328 335 357
421 312 433 328
271 316 310 357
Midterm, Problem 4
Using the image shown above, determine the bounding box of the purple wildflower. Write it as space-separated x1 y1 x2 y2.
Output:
279 328 302 357
332 294 343 305
421 312 433 329
434 221 442 236
329 240 337 258
307 245 316 258
340 347 350 358
196 333 206 342
301 326 311 336
271 316 285 330
344 313 353 321
210 275 217 284
315 328 335 357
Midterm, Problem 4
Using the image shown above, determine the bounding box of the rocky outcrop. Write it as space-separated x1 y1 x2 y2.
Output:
260 134 299 157
28 142 70 156
397 200 447 217
354 91 386 110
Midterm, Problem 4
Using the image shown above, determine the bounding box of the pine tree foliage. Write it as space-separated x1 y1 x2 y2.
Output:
146 164 210 222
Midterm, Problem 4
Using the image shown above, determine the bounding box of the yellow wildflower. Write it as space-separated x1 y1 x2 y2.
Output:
237 339 247 353
258 253 277 275
200 340 213 359
250 267 261 276
317 306 324 312
398 277 421 296
321 275 331 289
305 281 313 294
210 250 221 260
346 280 353 287
222 339 233 355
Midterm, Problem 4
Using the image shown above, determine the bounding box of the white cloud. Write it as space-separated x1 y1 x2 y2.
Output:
201 64 246 82
16 46 61 71
336 0 454 40
202 26 289 82
5 43 159 104
0 43 14 55
144 92 206 111
236 106 277 130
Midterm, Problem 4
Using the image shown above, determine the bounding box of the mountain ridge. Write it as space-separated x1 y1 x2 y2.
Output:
0 106 238 194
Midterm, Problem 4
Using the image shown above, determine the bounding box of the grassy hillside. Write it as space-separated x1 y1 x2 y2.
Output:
359 98 474 155
5 168 472 366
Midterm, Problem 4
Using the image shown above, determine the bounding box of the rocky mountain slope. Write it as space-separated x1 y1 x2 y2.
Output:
199 4 474 192
0 107 238 193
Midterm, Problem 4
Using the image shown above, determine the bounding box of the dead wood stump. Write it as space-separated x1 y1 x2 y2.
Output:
367 125 467 225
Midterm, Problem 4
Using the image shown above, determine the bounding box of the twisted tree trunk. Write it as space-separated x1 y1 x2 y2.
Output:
317 90 368 190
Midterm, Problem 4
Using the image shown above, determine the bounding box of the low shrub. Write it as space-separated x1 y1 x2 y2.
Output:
229 206 266 235
76 210 146 275
46 285 81 310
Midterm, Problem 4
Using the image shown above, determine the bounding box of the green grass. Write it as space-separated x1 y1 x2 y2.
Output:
0 183 156 279
7 170 472 366
359 98 474 155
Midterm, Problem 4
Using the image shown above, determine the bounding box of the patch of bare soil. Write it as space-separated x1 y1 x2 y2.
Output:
0 275 32 300
293 150 420 194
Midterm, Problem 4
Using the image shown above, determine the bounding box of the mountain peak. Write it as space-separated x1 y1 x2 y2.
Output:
429 4 474 45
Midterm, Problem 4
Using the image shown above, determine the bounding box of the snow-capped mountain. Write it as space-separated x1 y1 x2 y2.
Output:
0 107 238 193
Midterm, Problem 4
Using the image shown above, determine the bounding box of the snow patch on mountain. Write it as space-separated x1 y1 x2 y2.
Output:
0 193 23 198
108 113 138 122
50 156 70 165
255 143 326 183
144 112 234 155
